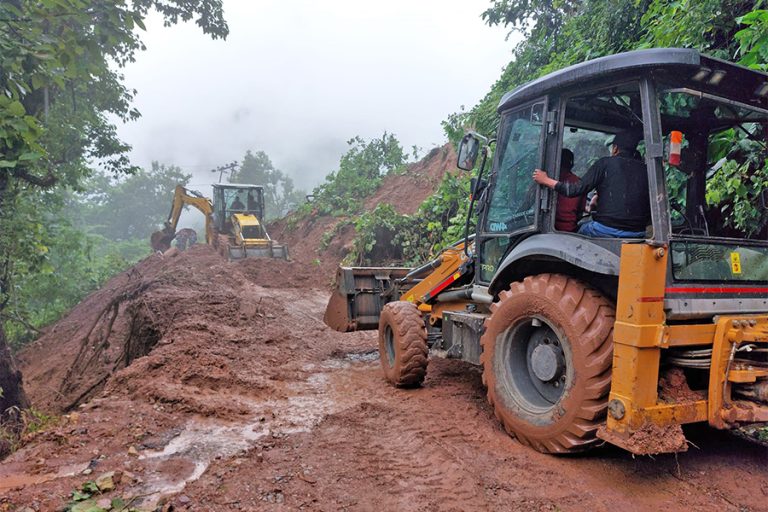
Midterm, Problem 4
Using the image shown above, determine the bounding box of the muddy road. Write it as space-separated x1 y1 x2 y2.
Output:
1 247 767 511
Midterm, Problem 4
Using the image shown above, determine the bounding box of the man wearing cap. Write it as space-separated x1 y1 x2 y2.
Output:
532 130 650 238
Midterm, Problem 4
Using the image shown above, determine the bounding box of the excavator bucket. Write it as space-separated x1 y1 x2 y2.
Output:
324 266 411 332
150 228 175 252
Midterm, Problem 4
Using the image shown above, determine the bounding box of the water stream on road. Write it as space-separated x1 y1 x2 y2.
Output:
134 350 379 506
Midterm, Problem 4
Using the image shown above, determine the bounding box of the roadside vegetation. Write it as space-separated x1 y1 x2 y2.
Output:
343 0 768 267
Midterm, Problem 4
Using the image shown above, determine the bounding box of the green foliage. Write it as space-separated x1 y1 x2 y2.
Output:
310 134 407 216
347 204 415 266
0 0 227 180
441 0 768 240
347 171 473 266
706 157 768 235
229 150 306 220
640 0 751 58
736 9 768 70
67 162 192 241
5 215 148 348
0 406 58 455
0 0 228 373
457 0 760 139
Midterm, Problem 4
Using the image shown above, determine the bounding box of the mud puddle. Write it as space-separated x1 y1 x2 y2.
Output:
0 462 89 492
132 351 379 506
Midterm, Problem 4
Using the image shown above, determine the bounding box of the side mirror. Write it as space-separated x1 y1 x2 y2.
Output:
457 132 483 171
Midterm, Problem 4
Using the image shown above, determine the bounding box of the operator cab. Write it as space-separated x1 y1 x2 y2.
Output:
211 183 265 233
463 49 768 319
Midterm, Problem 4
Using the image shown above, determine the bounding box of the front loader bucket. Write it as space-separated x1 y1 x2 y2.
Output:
324 266 411 332
228 243 289 260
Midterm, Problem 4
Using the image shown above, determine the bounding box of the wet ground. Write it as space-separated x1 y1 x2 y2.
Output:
2 248 768 511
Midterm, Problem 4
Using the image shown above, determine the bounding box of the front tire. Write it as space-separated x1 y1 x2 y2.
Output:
377 301 428 388
480 274 614 454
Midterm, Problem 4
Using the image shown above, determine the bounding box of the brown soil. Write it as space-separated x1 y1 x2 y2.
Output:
2 142 767 510
659 367 705 403
363 144 457 215
267 143 456 278
1 247 766 511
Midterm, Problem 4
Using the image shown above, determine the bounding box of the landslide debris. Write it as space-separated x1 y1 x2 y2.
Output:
16 246 318 415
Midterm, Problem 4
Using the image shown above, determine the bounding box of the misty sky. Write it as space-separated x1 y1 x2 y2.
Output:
117 0 518 191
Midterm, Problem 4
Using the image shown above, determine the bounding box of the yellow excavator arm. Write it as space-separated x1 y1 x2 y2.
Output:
150 185 215 251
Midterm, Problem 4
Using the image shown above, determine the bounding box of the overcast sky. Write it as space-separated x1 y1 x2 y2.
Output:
117 0 518 190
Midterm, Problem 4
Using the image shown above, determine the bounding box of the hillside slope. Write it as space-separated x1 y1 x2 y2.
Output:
268 143 456 278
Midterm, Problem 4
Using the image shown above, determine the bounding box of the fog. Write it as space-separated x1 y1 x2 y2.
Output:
117 0 518 192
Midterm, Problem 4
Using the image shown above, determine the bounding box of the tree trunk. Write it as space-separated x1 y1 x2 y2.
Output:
0 326 29 417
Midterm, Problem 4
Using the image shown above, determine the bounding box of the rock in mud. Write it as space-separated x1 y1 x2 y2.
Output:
96 470 119 491
96 498 112 509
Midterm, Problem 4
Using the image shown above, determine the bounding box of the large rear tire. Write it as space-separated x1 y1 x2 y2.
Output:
480 274 614 454
377 301 428 388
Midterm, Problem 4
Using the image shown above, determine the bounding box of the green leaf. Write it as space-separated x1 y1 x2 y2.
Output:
0 160 17 168
111 497 127 509
70 489 92 501
18 151 42 162
81 481 99 493
8 100 25 116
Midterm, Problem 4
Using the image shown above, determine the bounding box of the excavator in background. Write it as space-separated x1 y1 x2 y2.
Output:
325 49 768 456
151 183 288 260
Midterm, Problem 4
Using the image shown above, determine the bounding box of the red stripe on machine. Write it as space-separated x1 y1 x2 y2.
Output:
424 273 460 301
665 287 768 294
638 296 664 302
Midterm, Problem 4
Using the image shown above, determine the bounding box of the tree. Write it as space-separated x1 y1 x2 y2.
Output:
309 133 407 216
448 0 767 235
0 0 227 432
229 150 305 220
71 163 192 241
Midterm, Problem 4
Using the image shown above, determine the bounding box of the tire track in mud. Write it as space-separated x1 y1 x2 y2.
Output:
182 350 768 511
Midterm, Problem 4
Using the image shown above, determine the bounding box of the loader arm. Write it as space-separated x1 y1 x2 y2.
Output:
324 242 472 332
151 185 215 251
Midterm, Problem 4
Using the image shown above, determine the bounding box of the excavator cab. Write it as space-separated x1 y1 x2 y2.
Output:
211 184 288 260
211 184 265 233
325 49 768 455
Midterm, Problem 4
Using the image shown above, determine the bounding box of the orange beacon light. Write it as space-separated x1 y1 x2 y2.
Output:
669 130 683 166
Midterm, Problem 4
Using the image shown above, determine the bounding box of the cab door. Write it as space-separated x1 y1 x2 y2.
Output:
477 99 548 284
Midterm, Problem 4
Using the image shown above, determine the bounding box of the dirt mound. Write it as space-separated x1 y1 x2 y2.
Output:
268 143 457 277
16 246 325 416
365 144 457 215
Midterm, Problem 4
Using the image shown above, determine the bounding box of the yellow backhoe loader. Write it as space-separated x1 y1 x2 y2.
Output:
325 49 768 455
151 184 288 260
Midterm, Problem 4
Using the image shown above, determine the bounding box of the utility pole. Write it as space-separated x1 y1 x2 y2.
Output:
211 161 238 183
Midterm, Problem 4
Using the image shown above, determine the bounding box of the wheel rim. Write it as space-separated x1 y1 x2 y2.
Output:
384 325 396 368
498 317 569 413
